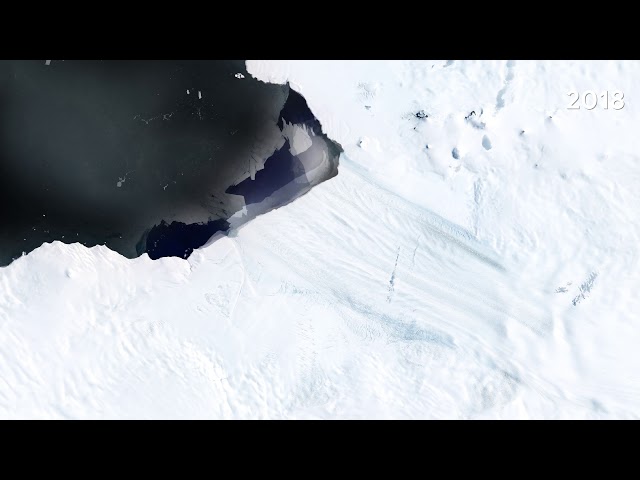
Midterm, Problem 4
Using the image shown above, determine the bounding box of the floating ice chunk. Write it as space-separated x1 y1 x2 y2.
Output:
235 73 245 79
281 120 313 156
187 89 190 94
45 60 51 66
198 91 202 99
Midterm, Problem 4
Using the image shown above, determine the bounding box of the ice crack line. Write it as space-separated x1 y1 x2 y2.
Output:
411 235 421 267
572 271 598 306
387 247 401 303
495 60 515 111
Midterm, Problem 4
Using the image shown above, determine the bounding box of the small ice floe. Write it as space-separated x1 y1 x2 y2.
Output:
117 171 133 187
187 89 190 95
235 73 245 79
281 120 313 156
198 91 202 99
45 60 51 66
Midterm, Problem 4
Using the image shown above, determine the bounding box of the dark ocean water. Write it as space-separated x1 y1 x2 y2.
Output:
0 60 341 266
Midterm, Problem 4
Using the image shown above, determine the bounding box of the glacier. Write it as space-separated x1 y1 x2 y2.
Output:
0 60 639 419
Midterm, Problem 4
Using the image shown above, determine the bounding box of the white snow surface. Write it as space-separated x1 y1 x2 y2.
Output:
1 60 639 419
